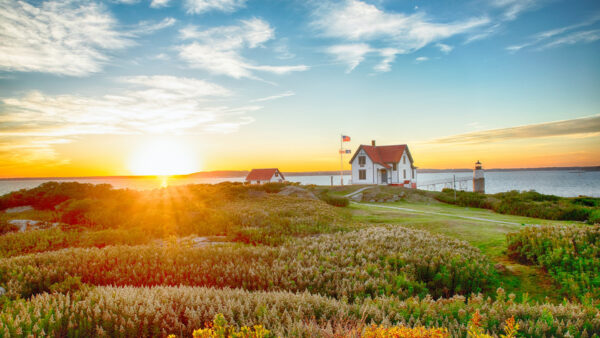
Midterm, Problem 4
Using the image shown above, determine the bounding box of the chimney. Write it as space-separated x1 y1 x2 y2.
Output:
371 140 376 146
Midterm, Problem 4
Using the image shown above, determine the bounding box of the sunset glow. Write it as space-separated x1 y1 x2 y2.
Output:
0 0 599 177
128 139 199 176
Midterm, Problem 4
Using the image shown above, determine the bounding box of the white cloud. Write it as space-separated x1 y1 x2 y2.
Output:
436 43 453 54
250 91 295 102
150 0 171 8
541 29 600 49
178 19 308 79
130 17 176 35
415 56 429 63
273 38 295 59
507 15 600 52
0 0 132 76
374 48 399 72
313 0 489 72
491 0 539 21
0 76 256 144
326 44 372 73
185 0 246 14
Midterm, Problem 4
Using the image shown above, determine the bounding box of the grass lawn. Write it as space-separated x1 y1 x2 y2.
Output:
350 199 579 301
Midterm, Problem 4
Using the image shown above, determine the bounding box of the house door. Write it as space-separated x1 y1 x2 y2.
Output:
381 170 388 184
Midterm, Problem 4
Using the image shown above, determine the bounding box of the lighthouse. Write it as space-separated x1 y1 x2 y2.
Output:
473 160 485 193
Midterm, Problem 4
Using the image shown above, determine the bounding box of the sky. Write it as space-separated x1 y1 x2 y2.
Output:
1 0 599 177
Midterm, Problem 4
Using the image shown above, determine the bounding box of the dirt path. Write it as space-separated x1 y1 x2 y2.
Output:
343 187 372 198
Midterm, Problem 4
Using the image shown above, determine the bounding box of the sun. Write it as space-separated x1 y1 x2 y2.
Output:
129 138 199 176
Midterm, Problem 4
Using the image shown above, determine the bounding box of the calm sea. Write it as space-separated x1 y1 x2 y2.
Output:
0 171 598 197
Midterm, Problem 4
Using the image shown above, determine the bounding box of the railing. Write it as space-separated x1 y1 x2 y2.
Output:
417 176 472 192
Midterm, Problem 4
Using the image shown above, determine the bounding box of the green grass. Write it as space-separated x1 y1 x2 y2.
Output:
350 199 581 301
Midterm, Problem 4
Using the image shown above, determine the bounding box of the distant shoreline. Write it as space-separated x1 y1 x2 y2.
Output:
1 166 598 181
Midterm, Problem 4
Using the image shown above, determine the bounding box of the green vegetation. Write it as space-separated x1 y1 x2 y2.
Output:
0 181 346 246
0 227 497 301
436 189 600 223
0 227 150 258
1 182 599 337
1 286 598 337
320 194 350 207
507 225 600 299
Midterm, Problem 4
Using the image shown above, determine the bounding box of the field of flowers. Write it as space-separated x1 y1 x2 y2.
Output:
0 227 497 301
2 286 599 337
2 182 600 337
507 225 600 299
0 227 151 258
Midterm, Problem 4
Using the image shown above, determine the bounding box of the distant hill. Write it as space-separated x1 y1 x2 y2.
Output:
183 170 248 178
418 166 600 173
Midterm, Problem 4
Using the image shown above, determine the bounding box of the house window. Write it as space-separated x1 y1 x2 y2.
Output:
392 163 397 171
274 172 278 177
359 170 366 180
403 170 406 179
403 156 406 164
358 156 366 166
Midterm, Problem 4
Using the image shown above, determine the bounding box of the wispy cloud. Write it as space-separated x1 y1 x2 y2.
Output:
130 17 177 35
436 43 453 54
540 29 600 49
313 0 489 72
0 76 258 160
185 0 246 14
178 18 308 79
0 0 132 76
491 0 540 21
415 56 429 63
150 0 171 8
250 91 295 102
326 44 372 73
431 115 600 144
507 14 600 52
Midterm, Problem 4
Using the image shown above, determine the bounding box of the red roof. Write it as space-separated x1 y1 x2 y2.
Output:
350 144 412 169
245 168 284 181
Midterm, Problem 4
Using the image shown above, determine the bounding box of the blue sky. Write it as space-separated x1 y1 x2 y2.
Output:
1 0 599 176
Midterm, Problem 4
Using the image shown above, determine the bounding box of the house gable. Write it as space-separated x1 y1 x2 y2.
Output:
245 168 284 182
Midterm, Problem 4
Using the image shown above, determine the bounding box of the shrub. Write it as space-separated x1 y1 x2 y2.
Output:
0 227 150 258
507 225 600 299
1 286 598 337
589 209 600 225
0 220 19 236
435 189 598 222
320 194 350 207
0 227 497 301
260 182 288 193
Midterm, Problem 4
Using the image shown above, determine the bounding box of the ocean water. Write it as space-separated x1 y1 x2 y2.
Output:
0 171 598 197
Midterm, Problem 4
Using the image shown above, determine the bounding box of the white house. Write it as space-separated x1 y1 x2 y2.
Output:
245 168 285 184
349 141 417 187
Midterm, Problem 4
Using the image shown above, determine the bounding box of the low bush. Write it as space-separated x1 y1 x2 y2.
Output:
0 220 18 236
1 286 598 337
436 189 598 222
437 190 492 209
507 225 600 299
0 227 150 258
0 227 497 301
320 194 350 207
0 182 345 245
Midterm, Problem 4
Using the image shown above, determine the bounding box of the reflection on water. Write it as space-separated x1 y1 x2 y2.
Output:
0 171 598 197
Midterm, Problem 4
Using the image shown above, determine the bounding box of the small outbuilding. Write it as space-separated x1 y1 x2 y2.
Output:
245 168 285 184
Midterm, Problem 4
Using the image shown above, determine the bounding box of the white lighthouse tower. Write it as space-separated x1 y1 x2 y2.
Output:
473 160 485 193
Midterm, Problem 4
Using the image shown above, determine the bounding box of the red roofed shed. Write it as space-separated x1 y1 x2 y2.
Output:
245 168 285 184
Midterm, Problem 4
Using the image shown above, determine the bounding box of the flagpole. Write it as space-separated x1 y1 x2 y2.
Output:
340 134 343 186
